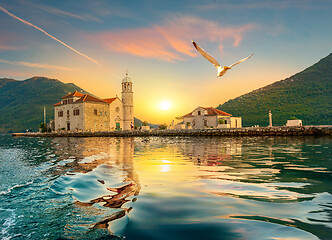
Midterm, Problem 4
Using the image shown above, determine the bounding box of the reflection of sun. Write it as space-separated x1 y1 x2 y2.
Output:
159 101 171 111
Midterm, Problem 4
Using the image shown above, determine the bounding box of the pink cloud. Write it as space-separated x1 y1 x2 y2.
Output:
0 44 24 51
0 34 25 51
91 16 255 61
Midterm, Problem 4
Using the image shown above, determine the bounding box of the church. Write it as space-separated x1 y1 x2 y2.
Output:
53 73 133 132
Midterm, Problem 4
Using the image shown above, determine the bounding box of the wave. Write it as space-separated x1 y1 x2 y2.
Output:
78 152 109 164
0 208 17 240
0 181 33 196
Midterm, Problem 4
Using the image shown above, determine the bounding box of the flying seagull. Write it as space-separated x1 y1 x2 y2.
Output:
192 40 253 77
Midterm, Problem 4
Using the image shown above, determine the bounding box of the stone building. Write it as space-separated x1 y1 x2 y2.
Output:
121 73 134 130
53 73 134 132
177 106 242 129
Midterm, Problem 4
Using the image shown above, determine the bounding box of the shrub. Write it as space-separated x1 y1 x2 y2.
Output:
159 123 167 130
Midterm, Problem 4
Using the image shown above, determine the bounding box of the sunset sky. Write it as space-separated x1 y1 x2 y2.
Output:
0 0 331 124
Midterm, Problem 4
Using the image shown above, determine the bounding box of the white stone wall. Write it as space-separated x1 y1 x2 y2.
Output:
174 124 185 130
109 98 123 130
54 103 84 131
192 107 208 116
122 82 134 131
83 102 110 132
230 117 242 128
286 119 302 126
184 115 219 129
183 111 240 129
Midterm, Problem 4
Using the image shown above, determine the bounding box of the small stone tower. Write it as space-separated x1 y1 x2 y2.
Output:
122 71 134 130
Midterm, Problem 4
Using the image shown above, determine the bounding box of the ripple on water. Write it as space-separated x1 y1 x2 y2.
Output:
0 208 17 240
0 135 331 240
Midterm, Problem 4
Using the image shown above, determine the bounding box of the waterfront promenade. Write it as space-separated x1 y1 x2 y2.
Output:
12 125 332 137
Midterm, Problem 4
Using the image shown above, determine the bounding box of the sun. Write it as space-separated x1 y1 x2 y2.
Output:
159 101 171 111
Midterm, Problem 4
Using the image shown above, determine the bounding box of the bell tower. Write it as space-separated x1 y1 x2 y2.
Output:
122 71 134 130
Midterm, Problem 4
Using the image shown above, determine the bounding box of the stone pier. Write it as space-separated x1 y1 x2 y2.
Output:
12 125 332 138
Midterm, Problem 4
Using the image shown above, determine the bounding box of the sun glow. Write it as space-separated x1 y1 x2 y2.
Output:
159 101 171 111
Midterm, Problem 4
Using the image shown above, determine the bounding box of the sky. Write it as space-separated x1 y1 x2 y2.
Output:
0 0 331 124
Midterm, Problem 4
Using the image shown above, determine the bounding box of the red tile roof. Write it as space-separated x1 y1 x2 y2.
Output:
55 92 117 105
102 97 118 104
54 102 62 106
182 107 232 118
75 94 108 104
61 91 85 99
203 107 232 116
182 112 193 118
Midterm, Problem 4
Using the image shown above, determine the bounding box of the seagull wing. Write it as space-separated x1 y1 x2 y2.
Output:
229 54 254 68
192 40 221 69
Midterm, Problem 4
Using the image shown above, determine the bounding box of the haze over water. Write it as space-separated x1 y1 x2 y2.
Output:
0 135 331 239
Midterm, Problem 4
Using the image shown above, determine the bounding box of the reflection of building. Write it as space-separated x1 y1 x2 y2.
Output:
178 138 243 166
177 106 242 129
52 137 139 235
53 73 133 132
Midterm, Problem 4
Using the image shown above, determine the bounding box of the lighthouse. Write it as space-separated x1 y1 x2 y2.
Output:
122 71 134 130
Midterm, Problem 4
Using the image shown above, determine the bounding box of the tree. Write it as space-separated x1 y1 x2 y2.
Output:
218 119 226 124
39 123 47 133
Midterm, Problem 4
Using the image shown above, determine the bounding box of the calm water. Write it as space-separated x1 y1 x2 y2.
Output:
0 135 331 240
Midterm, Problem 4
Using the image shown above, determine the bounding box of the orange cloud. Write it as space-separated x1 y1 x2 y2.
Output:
91 16 255 61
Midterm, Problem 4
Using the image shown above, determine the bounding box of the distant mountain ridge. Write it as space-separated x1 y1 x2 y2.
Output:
0 76 92 132
0 76 151 132
217 53 332 127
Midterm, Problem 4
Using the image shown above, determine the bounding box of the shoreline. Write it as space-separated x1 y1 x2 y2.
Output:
12 125 332 138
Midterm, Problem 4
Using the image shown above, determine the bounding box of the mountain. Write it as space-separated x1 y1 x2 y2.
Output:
0 76 91 133
217 53 332 127
0 76 151 133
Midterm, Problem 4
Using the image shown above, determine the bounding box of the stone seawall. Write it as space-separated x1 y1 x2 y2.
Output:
13 125 332 138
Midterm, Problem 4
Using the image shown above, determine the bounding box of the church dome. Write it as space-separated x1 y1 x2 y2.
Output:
122 73 131 83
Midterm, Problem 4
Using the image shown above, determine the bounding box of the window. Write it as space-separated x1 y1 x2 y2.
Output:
204 120 208 126
58 111 63 117
94 109 97 115
67 110 70 116
198 111 201 115
105 111 107 116
63 100 67 104
68 99 73 104
115 107 120 112
73 109 80 116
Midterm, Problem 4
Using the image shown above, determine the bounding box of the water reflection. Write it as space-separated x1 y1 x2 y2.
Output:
48 136 331 239
50 137 139 238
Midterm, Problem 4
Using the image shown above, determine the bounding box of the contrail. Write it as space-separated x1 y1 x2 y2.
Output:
0 5 99 65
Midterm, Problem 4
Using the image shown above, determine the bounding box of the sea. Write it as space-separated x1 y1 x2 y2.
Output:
0 134 331 240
